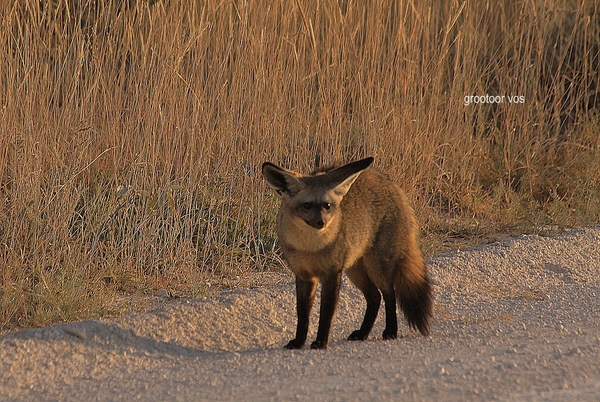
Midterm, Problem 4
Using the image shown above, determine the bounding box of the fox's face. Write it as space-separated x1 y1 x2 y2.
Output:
281 184 340 230
262 158 374 232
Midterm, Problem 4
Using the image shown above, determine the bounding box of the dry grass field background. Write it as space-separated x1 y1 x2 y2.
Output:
1 0 599 332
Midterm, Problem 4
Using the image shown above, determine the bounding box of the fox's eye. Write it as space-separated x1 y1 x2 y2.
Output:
323 203 331 210
302 202 312 210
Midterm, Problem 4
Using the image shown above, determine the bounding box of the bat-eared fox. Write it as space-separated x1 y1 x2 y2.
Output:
262 157 432 349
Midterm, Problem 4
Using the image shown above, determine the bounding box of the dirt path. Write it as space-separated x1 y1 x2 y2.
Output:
2 227 599 401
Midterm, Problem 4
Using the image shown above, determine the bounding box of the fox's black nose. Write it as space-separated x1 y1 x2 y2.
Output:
304 217 325 229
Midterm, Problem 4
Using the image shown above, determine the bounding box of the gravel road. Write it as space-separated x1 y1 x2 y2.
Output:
1 227 599 401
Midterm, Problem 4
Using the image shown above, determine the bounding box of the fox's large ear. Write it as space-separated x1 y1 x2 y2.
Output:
261 162 304 197
329 157 374 197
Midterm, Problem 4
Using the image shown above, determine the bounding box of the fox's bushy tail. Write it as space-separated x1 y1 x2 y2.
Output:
395 245 432 336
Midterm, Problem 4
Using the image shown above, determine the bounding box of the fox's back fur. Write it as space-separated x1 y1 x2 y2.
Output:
262 157 432 349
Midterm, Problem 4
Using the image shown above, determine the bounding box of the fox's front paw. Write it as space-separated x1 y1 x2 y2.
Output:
347 330 368 341
284 339 305 349
310 340 328 349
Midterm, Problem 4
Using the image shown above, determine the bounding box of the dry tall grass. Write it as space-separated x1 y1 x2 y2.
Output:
1 0 599 331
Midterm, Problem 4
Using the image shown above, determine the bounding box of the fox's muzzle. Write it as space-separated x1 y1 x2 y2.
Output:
304 217 325 229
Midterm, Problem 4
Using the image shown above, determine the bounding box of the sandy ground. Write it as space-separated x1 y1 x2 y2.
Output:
1 227 599 401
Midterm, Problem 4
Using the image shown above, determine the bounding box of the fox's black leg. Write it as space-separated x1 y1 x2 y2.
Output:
311 271 342 349
346 262 381 341
350 281 381 341
286 276 317 349
381 287 398 340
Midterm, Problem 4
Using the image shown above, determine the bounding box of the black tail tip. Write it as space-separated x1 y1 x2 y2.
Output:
399 279 433 336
